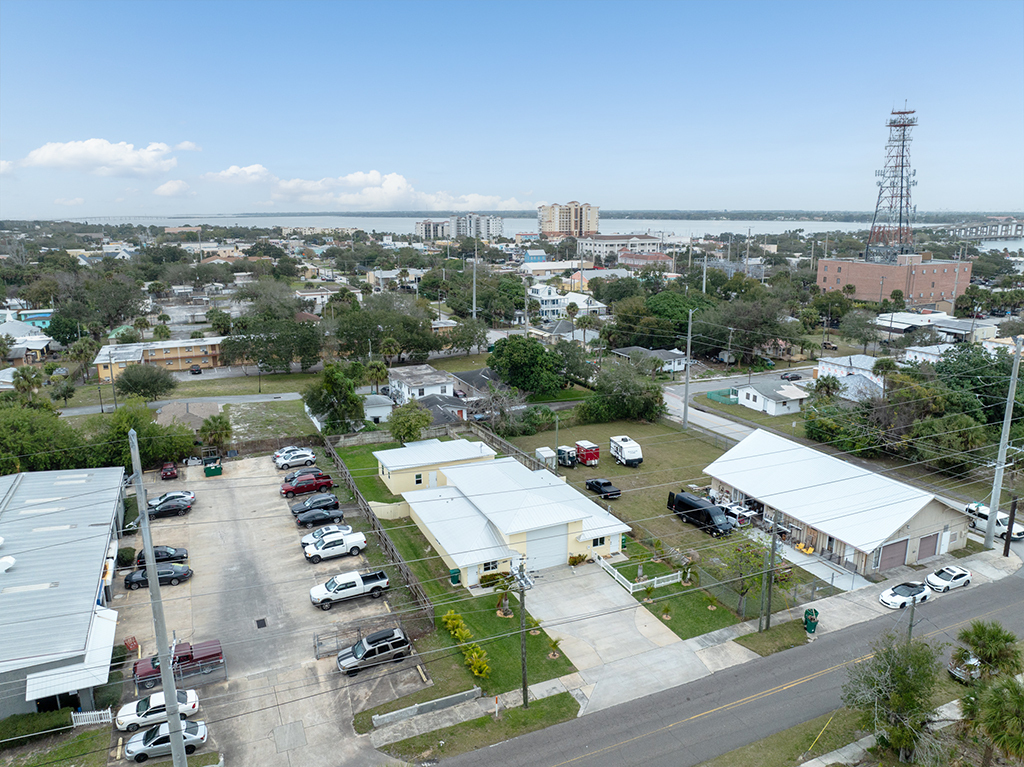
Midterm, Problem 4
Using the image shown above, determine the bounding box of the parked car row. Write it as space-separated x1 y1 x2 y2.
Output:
878 566 973 609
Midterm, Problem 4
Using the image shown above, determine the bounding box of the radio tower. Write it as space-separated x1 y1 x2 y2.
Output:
864 107 918 263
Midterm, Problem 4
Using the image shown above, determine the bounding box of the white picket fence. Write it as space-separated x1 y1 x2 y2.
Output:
597 555 681 594
72 708 112 726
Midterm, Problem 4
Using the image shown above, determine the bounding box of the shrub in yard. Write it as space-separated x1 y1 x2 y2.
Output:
0 708 73 751
110 644 129 668
464 644 491 679
568 554 587 566
441 610 491 678
478 572 503 588
116 547 136 568
94 669 124 710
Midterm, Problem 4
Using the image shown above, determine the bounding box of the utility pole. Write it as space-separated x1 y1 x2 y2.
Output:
702 256 707 294
683 309 693 429
745 227 751 276
1003 497 1018 558
907 596 917 640
130 429 188 766
519 562 528 709
985 336 1023 549
472 240 478 320
764 516 779 630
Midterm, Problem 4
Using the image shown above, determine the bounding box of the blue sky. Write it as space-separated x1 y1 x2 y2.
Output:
1 0 1021 219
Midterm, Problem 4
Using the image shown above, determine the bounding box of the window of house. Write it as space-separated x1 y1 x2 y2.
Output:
836 278 840 284
149 350 156 356
483 561 498 572
202 358 208 363
185 347 192 352
415 473 423 485
823 266 828 272
201 347 207 353
872 548 882 569
185 359 191 364
166 361 173 366
592 537 605 547
931 282 935 288
164 349 171 354
837 266 841 273
119 362 126 368
418 388 425 396
440 385 447 394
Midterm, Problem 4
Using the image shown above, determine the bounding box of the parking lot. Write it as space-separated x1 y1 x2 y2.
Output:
113 456 427 766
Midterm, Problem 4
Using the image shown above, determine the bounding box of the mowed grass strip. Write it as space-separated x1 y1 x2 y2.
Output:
380 692 579 762
336 442 403 503
225 400 318 441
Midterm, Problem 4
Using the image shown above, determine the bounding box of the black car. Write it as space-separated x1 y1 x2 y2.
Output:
780 372 802 381
134 546 189 568
295 508 345 529
290 493 340 516
148 498 192 518
585 478 621 499
124 564 193 590
283 466 325 485
189 364 202 375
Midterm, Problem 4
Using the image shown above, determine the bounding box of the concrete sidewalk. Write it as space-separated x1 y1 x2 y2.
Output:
364 545 1021 749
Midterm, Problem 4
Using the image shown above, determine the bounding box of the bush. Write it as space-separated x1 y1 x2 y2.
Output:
568 554 587 566
0 708 73 751
43 362 60 375
116 547 136 568
111 643 129 668
93 669 123 710
123 496 139 532
478 572 503 588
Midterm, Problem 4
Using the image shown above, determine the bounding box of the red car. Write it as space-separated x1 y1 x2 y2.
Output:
280 474 334 498
161 462 178 480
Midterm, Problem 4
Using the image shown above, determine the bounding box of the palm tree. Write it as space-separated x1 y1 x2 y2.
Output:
133 317 150 332
69 337 100 382
954 620 1023 683
810 373 842 403
871 357 899 397
380 337 401 367
198 414 233 452
12 366 43 402
962 677 1024 767
366 360 388 394
565 302 579 343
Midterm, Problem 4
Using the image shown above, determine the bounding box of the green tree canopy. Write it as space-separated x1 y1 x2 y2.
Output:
387 400 433 444
488 335 564 396
576 362 665 424
114 364 179 401
198 413 233 451
302 362 365 434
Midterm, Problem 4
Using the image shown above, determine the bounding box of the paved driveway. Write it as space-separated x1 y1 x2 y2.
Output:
114 457 423 766
527 564 757 714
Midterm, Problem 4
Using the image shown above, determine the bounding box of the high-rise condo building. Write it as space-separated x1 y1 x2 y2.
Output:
448 214 503 240
537 202 600 238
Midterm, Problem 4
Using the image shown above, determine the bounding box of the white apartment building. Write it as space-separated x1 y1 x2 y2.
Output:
415 220 450 239
448 214 503 241
577 234 663 260
537 202 600 237
527 285 606 320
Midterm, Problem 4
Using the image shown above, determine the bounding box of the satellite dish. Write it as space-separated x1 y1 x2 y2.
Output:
0 556 15 574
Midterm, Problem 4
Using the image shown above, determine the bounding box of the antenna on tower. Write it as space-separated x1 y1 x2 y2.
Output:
864 107 918 263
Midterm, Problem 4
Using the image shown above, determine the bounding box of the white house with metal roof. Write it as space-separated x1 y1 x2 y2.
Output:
388 364 457 405
402 457 629 586
0 467 126 718
734 381 809 415
704 430 967 575
374 438 496 494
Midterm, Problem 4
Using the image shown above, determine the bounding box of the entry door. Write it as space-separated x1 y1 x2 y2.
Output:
918 533 939 560
428 471 438 488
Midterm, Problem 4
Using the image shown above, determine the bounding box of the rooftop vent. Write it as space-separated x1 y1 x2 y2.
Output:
0 556 15 574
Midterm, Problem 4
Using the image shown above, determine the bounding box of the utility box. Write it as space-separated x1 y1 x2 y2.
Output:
576 440 599 466
535 447 556 470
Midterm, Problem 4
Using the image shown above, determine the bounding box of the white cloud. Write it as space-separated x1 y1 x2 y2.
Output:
0 160 12 175
22 139 177 176
54 197 84 206
204 164 273 183
174 141 201 151
154 179 191 197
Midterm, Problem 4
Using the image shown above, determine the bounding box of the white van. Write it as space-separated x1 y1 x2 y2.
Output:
610 436 643 468
965 503 1024 540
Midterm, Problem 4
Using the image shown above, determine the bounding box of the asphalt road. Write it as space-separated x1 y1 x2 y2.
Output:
444 571 1024 767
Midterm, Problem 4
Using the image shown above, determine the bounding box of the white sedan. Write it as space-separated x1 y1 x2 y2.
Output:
115 689 199 732
275 449 317 470
273 445 300 460
925 566 972 593
147 491 196 508
879 581 930 609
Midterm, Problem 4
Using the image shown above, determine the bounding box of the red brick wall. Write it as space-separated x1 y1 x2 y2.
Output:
816 259 972 305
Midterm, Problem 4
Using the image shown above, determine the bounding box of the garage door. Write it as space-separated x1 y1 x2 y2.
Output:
878 539 909 571
918 532 939 561
526 525 568 571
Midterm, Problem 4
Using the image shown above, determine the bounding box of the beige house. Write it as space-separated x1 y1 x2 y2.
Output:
705 430 968 574
93 337 226 381
373 439 497 494
403 458 628 587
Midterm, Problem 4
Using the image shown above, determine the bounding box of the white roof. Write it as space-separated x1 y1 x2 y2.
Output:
24 607 117 700
403 486 516 568
704 430 940 553
373 438 495 471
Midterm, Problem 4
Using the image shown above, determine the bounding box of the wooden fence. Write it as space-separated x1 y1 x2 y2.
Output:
321 437 434 617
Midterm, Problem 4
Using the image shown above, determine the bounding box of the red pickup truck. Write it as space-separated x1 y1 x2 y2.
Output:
133 640 223 689
280 473 334 498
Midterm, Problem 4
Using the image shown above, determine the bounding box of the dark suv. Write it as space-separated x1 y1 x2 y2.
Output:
336 628 410 676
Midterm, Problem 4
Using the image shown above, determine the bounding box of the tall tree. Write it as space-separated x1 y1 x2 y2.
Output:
302 362 364 434
953 620 1023 683
961 677 1024 767
387 400 433 443
565 302 579 343
365 360 388 394
487 335 564 396
198 413 233 451
114 364 179 401
839 309 879 353
68 337 100 382
12 366 44 403
48 374 76 407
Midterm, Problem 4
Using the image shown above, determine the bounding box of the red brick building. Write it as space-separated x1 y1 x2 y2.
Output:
816 254 971 307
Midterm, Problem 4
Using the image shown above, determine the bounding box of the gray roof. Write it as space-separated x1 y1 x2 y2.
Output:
388 365 455 388
839 374 883 402
374 438 495 471
363 394 393 408
736 381 810 402
704 430 944 553
452 367 508 393
0 319 45 338
0 467 124 674
612 346 687 362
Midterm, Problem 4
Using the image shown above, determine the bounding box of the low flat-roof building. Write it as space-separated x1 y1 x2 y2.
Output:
374 438 496 494
0 467 125 718
388 364 456 406
705 430 967 574
93 337 226 381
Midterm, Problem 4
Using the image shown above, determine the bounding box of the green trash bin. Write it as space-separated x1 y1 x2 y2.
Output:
449 569 461 585
204 463 223 477
804 608 819 635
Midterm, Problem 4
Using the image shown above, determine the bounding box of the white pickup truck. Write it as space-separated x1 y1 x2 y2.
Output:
303 531 367 563
309 570 389 610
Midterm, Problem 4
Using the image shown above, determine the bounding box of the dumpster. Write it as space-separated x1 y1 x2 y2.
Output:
803 608 819 635
204 462 223 477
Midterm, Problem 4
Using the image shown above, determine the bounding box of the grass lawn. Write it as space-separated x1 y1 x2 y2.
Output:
734 620 809 656
380 692 579 762
512 420 726 545
699 397 806 440
429 352 491 373
225 400 318 441
527 385 591 404
950 538 986 559
7 728 108 767
335 442 403 503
